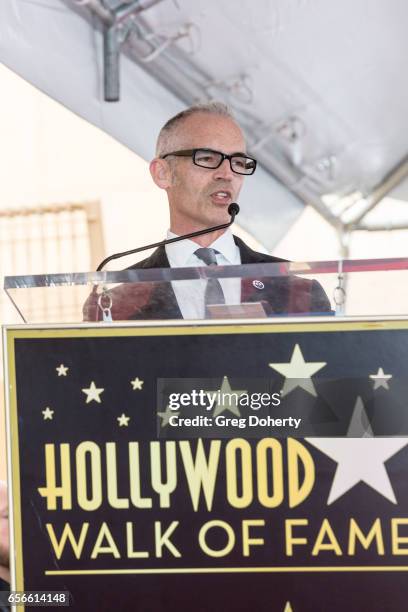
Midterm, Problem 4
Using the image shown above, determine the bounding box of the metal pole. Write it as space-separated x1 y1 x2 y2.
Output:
103 23 120 102
74 0 164 101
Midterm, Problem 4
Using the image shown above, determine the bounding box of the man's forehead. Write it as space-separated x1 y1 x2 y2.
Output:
173 113 246 152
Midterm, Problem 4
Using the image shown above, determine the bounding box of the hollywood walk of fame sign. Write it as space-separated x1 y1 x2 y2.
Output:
4 319 408 612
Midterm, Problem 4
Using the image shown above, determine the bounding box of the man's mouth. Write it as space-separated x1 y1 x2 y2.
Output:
210 190 232 204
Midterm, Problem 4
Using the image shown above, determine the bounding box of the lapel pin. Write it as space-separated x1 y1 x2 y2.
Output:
253 280 265 290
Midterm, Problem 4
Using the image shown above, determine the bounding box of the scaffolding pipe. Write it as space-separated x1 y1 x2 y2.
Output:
103 23 121 101
72 0 163 24
73 0 164 100
354 220 408 231
72 0 113 25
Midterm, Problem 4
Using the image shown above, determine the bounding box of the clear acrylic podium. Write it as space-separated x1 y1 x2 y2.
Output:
4 256 408 323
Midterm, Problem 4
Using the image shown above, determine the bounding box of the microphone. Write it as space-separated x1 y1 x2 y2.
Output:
96 203 240 271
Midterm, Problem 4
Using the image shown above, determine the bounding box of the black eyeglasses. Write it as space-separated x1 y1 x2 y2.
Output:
160 148 257 175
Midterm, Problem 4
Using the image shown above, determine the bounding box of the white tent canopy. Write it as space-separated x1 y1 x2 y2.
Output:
1 0 408 249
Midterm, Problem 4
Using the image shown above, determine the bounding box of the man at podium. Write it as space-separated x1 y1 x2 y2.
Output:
86 102 330 320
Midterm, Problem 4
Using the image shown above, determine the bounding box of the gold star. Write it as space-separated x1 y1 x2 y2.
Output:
131 377 144 390
82 381 104 404
42 407 54 420
211 376 247 417
158 404 179 428
269 344 326 397
56 364 68 376
117 413 130 427
369 367 392 390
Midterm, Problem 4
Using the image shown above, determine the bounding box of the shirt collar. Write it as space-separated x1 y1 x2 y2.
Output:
165 228 240 267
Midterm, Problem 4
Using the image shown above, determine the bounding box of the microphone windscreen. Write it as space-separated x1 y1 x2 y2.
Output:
228 203 240 216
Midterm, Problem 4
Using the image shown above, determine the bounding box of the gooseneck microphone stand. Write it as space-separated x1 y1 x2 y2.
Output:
96 203 240 271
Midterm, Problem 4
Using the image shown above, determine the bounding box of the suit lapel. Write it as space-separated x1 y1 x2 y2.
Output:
233 235 286 304
132 281 182 320
130 245 182 318
233 235 285 264
135 245 170 268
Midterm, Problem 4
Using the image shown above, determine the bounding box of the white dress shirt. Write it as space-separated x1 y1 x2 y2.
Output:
165 229 241 319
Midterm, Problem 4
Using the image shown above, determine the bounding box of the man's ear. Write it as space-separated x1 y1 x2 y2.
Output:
149 158 172 189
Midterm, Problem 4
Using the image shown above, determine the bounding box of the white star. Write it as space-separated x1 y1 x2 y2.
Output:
268 344 326 397
158 404 178 427
82 381 104 404
56 364 68 377
42 407 54 420
131 377 144 390
369 367 392 390
117 413 130 427
211 376 247 417
306 436 408 504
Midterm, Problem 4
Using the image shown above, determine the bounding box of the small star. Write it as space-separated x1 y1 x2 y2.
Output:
42 407 54 420
117 413 130 427
158 404 179 428
369 367 392 390
56 364 68 376
131 377 144 390
82 381 104 404
210 376 247 417
268 344 326 397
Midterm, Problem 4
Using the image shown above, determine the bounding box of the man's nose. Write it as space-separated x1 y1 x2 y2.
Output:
213 158 234 180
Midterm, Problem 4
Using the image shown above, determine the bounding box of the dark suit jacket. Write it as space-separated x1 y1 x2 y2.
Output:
84 235 331 321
